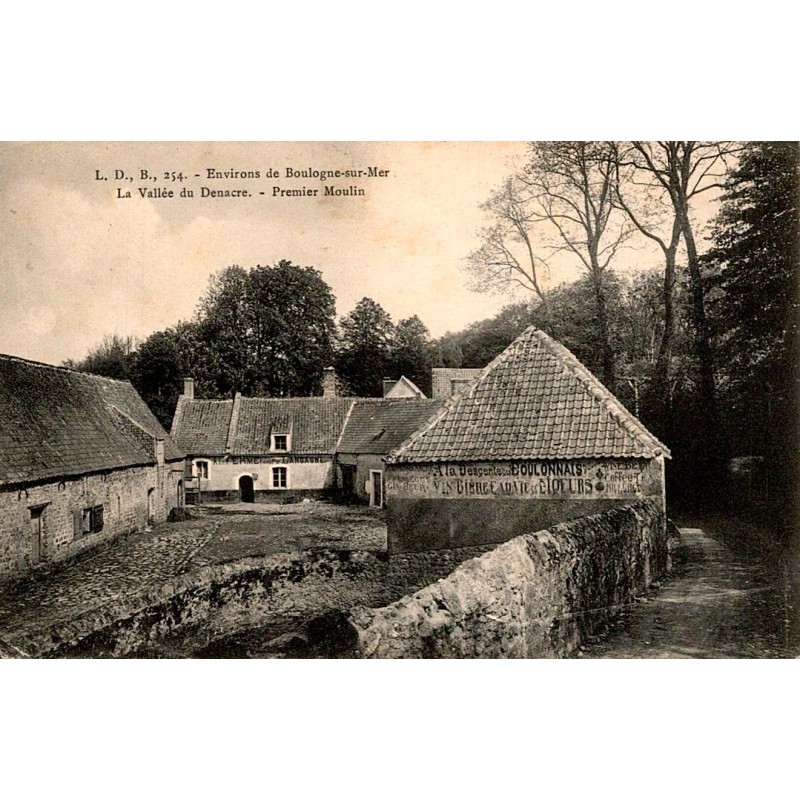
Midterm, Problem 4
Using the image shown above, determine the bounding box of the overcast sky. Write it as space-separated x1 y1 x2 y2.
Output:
0 141 716 366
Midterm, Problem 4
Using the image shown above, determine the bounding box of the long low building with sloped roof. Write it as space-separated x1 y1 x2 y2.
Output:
170 373 444 506
171 381 354 504
384 327 670 553
0 354 186 581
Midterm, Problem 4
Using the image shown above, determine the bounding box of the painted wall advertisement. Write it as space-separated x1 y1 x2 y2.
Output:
385 459 660 500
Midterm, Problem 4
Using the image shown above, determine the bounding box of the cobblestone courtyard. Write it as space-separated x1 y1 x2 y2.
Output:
0 502 386 653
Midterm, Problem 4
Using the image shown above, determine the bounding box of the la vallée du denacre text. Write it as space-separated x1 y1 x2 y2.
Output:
95 167 391 199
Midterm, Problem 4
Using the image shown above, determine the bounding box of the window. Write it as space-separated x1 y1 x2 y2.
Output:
195 460 209 479
272 466 288 489
272 434 289 452
82 505 104 535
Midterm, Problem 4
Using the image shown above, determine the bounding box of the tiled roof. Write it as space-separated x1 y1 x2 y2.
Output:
431 368 483 399
338 399 444 455
170 398 233 456
171 395 353 456
0 354 183 487
389 328 670 463
231 398 352 455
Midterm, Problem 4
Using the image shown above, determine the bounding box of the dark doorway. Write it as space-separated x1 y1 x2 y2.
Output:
341 466 356 502
239 475 255 503
177 479 184 508
29 506 44 564
370 470 384 508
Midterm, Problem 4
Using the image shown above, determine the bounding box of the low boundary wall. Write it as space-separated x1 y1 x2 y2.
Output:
2 544 492 658
349 499 667 658
2 499 667 658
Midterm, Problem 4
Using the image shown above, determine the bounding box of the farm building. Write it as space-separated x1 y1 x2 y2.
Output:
385 327 670 553
171 378 444 506
171 380 353 503
336 398 443 506
0 354 185 582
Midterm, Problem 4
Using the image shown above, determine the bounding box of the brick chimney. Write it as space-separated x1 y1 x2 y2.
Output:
183 378 195 399
322 367 337 398
383 378 397 397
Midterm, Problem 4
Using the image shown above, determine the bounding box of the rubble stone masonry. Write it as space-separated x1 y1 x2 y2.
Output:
0 464 183 581
349 499 667 658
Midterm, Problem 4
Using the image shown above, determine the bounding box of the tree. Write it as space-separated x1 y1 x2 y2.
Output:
130 322 201 428
529 275 625 387
64 333 135 380
195 265 251 396
521 141 631 388
247 260 337 397
704 141 799 513
432 334 464 369
195 260 336 397
613 141 739 450
389 315 434 396
464 175 550 316
433 301 534 370
335 298 396 396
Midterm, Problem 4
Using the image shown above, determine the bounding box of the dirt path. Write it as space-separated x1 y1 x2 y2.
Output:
581 524 796 658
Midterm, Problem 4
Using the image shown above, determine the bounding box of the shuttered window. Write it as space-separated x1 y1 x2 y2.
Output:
81 505 104 535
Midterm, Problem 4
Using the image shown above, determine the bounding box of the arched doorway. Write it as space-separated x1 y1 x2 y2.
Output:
239 475 255 503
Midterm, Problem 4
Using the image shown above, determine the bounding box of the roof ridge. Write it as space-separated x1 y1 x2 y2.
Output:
533 330 669 456
390 329 539 462
333 400 357 452
179 397 234 404
0 352 134 385
388 382 476 462
108 404 159 439
225 392 242 454
170 395 185 438
391 327 670 464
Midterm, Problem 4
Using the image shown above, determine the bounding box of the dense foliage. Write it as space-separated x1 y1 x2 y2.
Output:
704 142 799 513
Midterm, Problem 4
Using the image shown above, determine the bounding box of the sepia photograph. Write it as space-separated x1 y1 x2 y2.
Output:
1 140 797 660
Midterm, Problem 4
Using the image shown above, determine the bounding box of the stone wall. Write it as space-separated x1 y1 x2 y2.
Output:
349 499 666 658
2 500 665 657
0 462 184 582
8 543 493 657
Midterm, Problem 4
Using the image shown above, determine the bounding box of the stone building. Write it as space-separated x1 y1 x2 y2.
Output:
336 398 443 506
0 354 185 582
385 327 670 553
171 377 444 506
171 380 352 503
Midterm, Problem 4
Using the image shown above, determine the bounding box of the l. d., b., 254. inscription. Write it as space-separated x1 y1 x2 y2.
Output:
385 459 659 500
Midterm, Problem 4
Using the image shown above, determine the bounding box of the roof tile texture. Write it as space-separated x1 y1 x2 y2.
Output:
232 398 352 455
170 399 233 455
390 328 670 463
0 355 182 487
338 399 443 454
172 397 353 456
